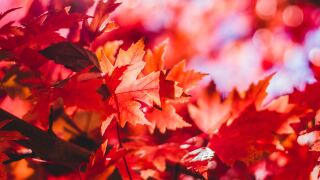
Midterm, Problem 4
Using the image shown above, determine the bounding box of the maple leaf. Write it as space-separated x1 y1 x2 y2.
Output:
112 68 160 127
143 69 191 133
159 71 177 100
115 63 160 106
98 40 161 128
289 81 320 111
166 60 207 93
85 140 126 179
188 76 273 134
0 8 87 75
54 72 104 110
124 140 187 173
188 81 232 134
98 39 202 132
23 72 85 125
143 39 167 75
231 74 273 114
25 66 121 125
266 139 319 179
16 48 48 71
40 42 99 72
25 9 85 33
116 156 142 180
56 66 132 116
147 101 191 133
96 40 123 73
181 147 216 178
16 8 86 49
80 0 120 45
23 89 52 125
115 39 145 67
209 105 290 165
96 38 146 74
287 64 320 128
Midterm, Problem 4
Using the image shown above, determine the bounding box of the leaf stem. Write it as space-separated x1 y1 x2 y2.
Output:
113 93 133 180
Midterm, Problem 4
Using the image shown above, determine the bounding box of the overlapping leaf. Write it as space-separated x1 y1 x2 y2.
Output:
209 105 290 165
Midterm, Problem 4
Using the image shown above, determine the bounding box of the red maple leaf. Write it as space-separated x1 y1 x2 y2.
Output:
123 139 187 178
209 105 290 165
84 140 126 179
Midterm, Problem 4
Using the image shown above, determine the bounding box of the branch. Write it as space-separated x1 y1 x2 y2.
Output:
0 108 91 169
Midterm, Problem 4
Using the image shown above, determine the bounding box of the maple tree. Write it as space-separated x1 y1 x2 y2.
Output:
0 0 320 179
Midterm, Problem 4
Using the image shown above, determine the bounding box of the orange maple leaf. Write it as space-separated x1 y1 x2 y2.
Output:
188 81 232 134
147 101 191 133
143 39 167 75
167 60 207 93
99 40 160 128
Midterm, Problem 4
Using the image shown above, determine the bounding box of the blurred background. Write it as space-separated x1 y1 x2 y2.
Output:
2 0 320 99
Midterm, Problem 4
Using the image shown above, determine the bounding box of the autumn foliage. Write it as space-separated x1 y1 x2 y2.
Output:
0 0 320 179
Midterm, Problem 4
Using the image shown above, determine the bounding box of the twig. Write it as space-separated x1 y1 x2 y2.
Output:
116 122 133 180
